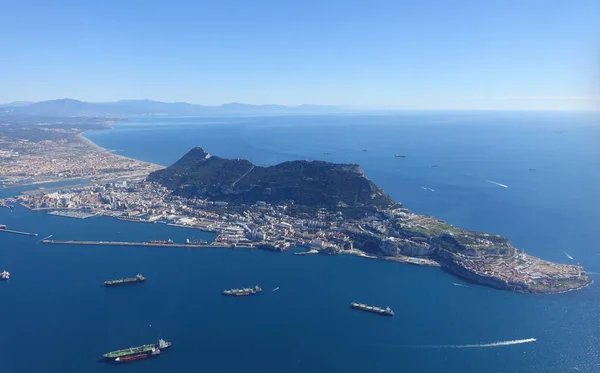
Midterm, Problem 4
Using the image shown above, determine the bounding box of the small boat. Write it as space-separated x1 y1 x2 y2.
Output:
394 154 406 158
0 270 10 280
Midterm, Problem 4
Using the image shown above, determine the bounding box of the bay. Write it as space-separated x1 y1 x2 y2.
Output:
1 112 599 372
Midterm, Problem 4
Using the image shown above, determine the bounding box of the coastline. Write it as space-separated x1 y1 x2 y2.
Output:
3 120 593 295
77 131 164 169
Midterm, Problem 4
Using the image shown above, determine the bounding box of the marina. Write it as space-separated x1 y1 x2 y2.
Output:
48 210 98 219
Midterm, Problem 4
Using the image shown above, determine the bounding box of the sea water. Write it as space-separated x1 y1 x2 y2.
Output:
1 112 599 372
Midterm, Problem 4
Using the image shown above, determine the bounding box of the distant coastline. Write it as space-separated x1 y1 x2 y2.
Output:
79 127 163 170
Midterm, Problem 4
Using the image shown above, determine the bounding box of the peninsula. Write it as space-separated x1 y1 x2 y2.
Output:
5 145 592 294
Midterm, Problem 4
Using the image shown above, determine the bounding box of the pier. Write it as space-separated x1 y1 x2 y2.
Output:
42 239 241 249
0 227 38 237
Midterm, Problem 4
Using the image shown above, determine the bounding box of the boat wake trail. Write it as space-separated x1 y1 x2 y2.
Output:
420 186 435 192
452 283 469 288
272 287 280 292
395 338 536 349
563 251 574 260
485 179 509 188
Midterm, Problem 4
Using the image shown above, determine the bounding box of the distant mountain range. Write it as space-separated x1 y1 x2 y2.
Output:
0 99 346 116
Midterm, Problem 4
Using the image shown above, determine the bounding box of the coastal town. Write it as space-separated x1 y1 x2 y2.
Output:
2 173 590 294
0 122 592 294
0 120 160 187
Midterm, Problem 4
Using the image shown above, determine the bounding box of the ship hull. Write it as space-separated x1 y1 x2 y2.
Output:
350 304 394 316
103 341 171 362
104 279 145 287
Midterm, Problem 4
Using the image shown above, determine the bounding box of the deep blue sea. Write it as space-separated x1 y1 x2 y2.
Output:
1 112 599 373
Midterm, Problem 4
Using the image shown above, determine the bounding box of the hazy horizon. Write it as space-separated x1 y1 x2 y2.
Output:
3 98 600 112
2 0 599 111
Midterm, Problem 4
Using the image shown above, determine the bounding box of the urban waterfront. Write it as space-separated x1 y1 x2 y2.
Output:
1 113 600 372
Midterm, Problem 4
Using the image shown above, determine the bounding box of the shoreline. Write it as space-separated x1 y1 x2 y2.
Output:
3 120 592 295
0 123 163 189
77 131 164 169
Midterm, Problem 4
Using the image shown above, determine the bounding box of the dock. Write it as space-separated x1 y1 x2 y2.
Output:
48 210 98 219
0 227 38 237
42 239 233 249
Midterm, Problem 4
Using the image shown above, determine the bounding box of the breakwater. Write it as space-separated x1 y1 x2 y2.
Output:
42 239 218 248
0 228 38 236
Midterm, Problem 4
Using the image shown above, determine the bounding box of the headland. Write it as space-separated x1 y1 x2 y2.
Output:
0 120 592 294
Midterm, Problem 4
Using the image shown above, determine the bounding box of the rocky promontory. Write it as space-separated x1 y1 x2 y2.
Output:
148 147 592 294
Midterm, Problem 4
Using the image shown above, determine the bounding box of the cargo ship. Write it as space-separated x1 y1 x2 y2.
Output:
104 274 146 286
103 339 171 363
350 302 394 316
0 270 9 280
223 285 262 296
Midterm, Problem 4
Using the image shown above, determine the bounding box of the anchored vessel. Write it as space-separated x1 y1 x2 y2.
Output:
223 285 262 296
104 274 146 286
0 270 9 280
350 302 394 316
103 339 171 363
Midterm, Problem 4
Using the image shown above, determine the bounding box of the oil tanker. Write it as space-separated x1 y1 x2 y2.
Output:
222 285 262 296
103 339 171 363
350 302 394 316
104 274 146 286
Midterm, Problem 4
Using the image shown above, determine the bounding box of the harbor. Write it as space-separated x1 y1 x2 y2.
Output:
48 210 98 219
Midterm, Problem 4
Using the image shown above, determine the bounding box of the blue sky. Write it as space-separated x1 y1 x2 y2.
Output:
1 0 599 110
